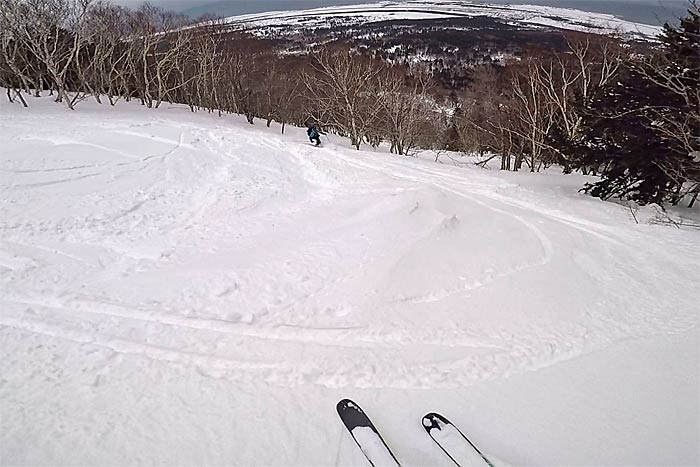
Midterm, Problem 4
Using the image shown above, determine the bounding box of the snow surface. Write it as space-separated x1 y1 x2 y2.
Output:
0 93 698 466
221 0 663 40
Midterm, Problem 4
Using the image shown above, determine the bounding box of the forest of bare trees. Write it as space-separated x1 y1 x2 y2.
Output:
1 0 698 207
455 36 624 173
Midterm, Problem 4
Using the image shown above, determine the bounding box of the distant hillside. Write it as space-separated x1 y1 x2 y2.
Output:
182 0 686 27
188 1 665 93
218 1 663 40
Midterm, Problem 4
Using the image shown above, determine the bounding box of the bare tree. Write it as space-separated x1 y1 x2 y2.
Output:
271 71 304 134
303 48 386 149
258 59 303 131
222 51 264 124
377 65 435 156
181 29 224 113
537 35 624 170
0 0 95 109
126 4 191 108
0 20 36 106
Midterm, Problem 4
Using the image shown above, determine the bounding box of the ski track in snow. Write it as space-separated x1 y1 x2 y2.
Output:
0 100 697 390
0 96 698 465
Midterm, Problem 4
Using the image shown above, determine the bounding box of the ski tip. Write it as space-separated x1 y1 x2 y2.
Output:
337 398 362 415
422 412 450 432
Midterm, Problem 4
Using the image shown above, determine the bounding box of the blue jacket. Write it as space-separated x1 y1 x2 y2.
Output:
307 127 319 138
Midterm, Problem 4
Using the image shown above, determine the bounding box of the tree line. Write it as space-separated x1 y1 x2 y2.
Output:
1 0 698 207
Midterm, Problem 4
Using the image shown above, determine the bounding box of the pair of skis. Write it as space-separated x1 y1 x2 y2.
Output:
336 399 494 467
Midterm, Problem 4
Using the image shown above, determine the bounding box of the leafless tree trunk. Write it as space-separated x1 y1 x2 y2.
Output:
303 48 386 149
377 65 434 156
509 60 557 172
537 36 624 168
0 0 94 110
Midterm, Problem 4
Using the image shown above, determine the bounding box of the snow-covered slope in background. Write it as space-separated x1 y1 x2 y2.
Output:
0 94 697 465
221 0 663 39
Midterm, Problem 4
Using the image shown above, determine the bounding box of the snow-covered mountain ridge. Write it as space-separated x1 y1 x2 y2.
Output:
220 0 663 40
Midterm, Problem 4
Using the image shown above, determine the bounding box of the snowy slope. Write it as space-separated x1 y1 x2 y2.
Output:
221 0 663 39
0 94 697 466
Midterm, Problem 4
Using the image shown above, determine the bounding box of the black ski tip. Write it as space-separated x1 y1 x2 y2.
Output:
337 399 401 467
422 412 451 433
337 398 362 415
337 399 378 433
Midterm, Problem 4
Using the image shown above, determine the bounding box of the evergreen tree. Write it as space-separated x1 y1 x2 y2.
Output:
574 2 700 206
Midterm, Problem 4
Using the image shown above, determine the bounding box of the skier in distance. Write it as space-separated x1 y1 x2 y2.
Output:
307 121 325 147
